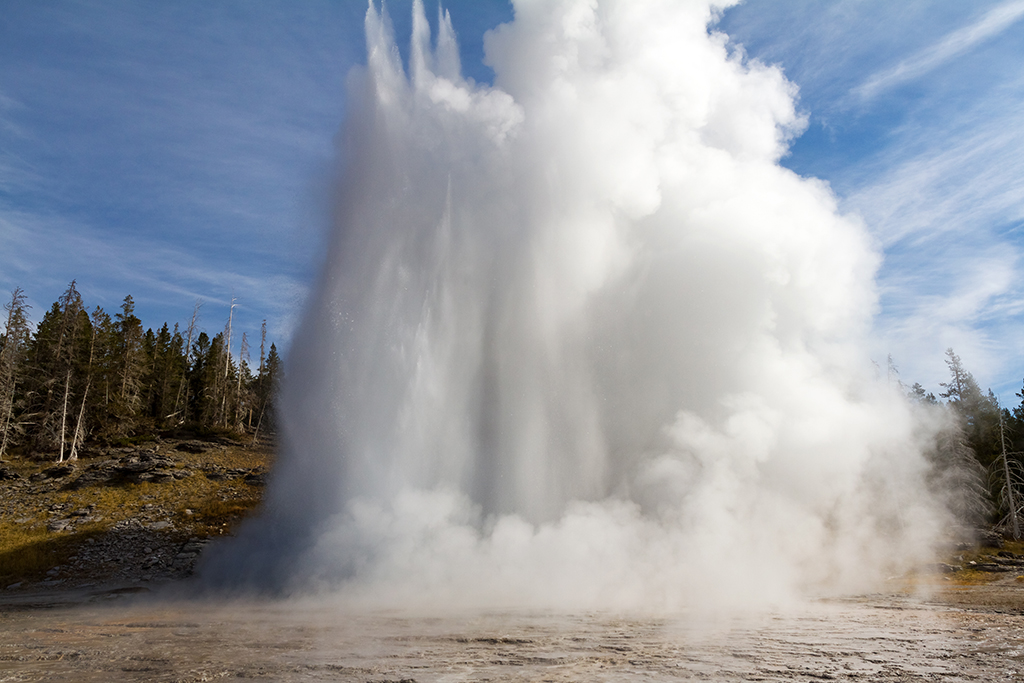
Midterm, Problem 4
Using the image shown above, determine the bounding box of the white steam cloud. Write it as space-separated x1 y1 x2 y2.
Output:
201 0 947 611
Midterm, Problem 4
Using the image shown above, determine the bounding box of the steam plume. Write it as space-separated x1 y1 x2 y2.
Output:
201 0 945 610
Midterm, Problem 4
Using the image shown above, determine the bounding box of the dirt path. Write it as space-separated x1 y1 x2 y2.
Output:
2 582 1024 682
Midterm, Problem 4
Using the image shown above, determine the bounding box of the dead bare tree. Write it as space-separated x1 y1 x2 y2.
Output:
219 298 236 429
68 323 98 462
235 331 249 429
250 320 268 447
992 413 1024 540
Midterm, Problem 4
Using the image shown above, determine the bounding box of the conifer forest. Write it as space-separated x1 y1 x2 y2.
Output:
3 281 1024 538
0 282 280 462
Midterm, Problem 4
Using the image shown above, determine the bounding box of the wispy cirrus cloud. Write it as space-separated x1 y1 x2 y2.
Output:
846 103 1024 246
853 0 1024 101
0 89 36 194
846 87 1024 397
871 239 1023 395
0 204 309 345
0 1 517 352
0 2 355 347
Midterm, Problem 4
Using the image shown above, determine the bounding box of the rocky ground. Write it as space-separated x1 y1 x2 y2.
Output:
0 436 269 592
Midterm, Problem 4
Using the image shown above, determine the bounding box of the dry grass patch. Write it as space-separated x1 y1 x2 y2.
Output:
946 569 1000 586
208 446 269 470
0 522 105 585
940 539 1024 586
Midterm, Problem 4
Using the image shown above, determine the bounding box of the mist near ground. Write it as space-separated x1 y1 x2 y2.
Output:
199 0 950 612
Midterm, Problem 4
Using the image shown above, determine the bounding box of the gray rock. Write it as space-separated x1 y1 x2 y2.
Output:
0 466 22 481
979 529 1005 549
30 463 76 482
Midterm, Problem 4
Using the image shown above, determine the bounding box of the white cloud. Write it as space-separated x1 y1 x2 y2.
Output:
873 245 1021 387
843 51 1024 380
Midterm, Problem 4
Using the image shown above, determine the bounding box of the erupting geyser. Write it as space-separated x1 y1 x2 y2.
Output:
202 0 946 609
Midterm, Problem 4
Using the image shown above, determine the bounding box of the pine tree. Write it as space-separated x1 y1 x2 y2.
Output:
252 342 280 444
0 288 31 459
235 331 251 430
939 348 1001 466
201 332 229 429
113 295 145 423
25 281 90 458
0 285 281 452
188 331 213 428
153 322 183 426
172 301 201 426
140 322 181 427
908 382 938 405
88 306 117 440
926 412 991 531
219 302 236 429
164 324 186 424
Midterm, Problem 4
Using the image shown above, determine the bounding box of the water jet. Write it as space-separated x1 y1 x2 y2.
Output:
201 0 945 611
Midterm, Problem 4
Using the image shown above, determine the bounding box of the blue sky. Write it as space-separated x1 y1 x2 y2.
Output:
1 1 1023 403
0 0 512 347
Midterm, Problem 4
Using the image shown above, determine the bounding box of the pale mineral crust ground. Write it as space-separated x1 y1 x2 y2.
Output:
1 579 1024 682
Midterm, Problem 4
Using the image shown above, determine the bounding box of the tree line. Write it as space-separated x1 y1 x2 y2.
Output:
0 281 280 461
906 348 1024 538
3 280 1021 536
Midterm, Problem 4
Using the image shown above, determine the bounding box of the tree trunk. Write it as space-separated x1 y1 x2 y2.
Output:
58 371 71 463
69 380 90 461
1000 414 1020 539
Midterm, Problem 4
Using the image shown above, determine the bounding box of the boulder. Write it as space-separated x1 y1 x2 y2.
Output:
30 463 76 482
979 529 1005 548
